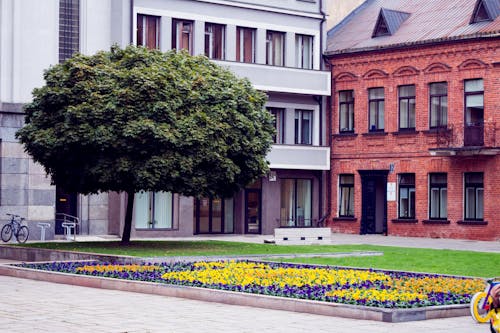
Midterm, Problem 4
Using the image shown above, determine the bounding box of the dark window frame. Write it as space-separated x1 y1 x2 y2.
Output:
172 19 194 54
368 87 385 132
398 85 416 131
236 26 256 63
268 107 285 144
294 109 313 145
135 191 175 230
195 197 234 234
339 174 355 217
280 178 314 227
464 172 484 221
429 173 447 220
339 90 355 133
205 22 226 60
266 30 285 66
295 34 314 69
429 82 448 129
398 173 415 219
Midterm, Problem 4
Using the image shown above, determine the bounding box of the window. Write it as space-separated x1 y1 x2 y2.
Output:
339 175 354 217
172 19 193 54
236 27 255 63
465 79 484 126
280 179 312 227
429 82 448 128
195 197 234 234
464 173 484 220
266 31 285 66
134 192 173 229
294 110 312 144
268 107 284 144
368 88 384 131
429 173 447 219
398 174 415 219
464 79 484 146
205 23 225 60
399 85 416 130
339 90 354 133
296 34 313 69
59 0 80 62
137 14 160 49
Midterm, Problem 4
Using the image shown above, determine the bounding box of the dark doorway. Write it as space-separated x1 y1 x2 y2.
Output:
55 187 77 234
359 170 388 235
245 189 261 234
195 197 234 234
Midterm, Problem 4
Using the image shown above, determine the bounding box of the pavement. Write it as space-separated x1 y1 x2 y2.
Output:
0 233 498 332
0 275 486 333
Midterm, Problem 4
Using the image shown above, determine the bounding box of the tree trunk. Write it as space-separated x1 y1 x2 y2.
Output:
121 191 135 245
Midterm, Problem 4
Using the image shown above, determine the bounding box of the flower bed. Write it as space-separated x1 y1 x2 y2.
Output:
19 260 484 309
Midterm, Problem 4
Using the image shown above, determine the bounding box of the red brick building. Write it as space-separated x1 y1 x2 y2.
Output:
325 0 500 240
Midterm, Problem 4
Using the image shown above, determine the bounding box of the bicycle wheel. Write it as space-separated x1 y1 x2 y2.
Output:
16 226 29 243
1 224 12 242
470 291 492 323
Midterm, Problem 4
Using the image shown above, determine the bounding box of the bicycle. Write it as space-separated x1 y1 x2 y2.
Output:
470 278 500 333
1 213 29 243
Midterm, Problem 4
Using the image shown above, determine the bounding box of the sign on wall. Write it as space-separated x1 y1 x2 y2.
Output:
387 182 396 201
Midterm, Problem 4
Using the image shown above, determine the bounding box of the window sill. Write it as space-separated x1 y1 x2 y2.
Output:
457 220 488 225
392 130 420 136
333 133 358 139
422 128 451 135
332 217 357 222
362 131 388 137
391 219 418 223
135 228 178 231
422 219 450 224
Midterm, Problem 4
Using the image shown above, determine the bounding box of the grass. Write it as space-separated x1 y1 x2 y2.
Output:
17 240 500 278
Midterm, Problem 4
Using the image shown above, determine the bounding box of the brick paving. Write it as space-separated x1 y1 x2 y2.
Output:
0 275 484 333
0 233 498 332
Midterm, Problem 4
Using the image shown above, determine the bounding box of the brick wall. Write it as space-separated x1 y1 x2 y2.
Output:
327 38 500 241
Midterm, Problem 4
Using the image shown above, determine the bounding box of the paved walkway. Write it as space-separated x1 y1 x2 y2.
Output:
0 275 484 333
0 233 498 332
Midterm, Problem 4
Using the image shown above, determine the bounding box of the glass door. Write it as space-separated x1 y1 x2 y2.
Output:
245 189 261 234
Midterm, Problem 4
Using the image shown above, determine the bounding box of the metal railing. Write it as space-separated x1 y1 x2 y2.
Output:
276 216 327 228
434 122 497 149
55 213 79 241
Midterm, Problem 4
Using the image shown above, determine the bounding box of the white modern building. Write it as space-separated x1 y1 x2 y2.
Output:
0 0 331 239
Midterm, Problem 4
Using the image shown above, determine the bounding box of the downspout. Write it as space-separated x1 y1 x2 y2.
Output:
130 0 134 45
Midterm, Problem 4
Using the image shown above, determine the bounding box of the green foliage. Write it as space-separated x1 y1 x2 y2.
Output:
16 45 273 198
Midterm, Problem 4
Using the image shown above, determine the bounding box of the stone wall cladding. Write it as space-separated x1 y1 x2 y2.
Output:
328 38 500 241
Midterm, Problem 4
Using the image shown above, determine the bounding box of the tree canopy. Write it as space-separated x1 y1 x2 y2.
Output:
16 45 274 242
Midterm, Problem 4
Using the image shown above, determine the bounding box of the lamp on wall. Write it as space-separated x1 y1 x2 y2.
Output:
268 171 277 182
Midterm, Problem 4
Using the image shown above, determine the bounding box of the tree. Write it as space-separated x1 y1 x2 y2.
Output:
16 45 274 244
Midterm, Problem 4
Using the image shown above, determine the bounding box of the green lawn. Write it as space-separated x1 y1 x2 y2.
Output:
18 240 500 278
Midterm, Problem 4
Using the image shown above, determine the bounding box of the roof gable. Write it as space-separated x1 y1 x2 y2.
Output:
470 0 500 23
372 8 410 37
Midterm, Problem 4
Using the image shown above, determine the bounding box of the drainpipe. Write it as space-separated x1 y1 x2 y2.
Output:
130 0 134 45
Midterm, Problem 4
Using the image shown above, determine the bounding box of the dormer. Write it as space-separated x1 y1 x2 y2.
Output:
470 0 500 23
372 8 410 38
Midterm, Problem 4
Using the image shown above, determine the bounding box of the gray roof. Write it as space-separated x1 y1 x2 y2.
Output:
326 0 500 55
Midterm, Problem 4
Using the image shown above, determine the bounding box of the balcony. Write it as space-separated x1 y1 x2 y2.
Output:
266 144 330 170
429 122 500 156
213 60 331 96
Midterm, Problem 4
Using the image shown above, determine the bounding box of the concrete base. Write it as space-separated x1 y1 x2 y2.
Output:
0 263 469 323
274 227 331 245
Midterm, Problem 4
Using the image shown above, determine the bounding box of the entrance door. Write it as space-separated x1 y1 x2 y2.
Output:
55 187 77 234
359 171 388 235
245 189 261 234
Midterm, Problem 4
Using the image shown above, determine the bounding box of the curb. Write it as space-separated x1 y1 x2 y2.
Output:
0 263 469 323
